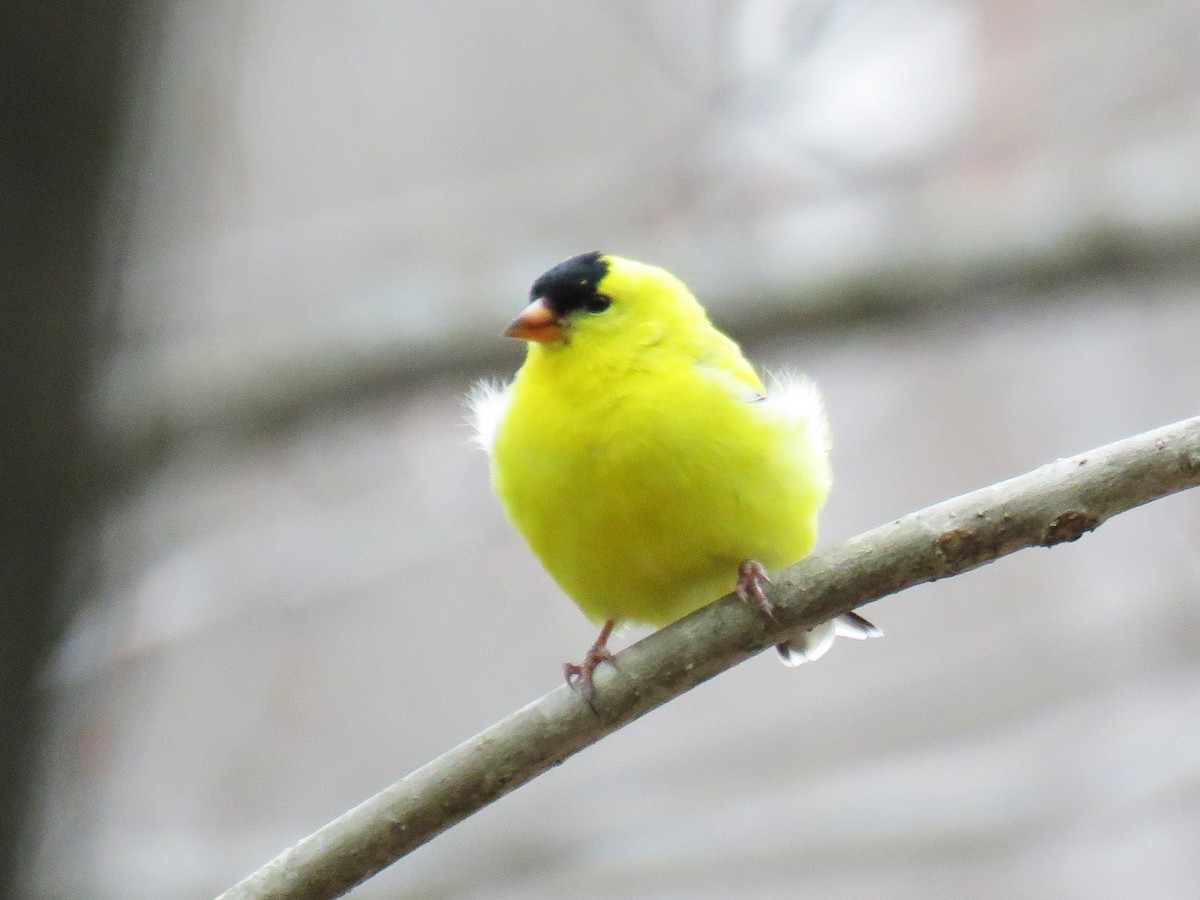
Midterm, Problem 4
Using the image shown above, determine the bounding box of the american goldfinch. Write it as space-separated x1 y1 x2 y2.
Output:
470 252 878 697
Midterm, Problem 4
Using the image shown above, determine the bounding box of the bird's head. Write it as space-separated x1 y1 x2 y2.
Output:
504 252 709 356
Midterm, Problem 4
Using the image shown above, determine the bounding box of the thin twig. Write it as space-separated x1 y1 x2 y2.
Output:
218 415 1200 900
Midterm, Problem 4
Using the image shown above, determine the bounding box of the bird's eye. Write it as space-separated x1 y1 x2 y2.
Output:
584 294 612 313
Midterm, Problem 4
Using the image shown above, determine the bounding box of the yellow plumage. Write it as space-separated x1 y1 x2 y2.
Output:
470 253 876 691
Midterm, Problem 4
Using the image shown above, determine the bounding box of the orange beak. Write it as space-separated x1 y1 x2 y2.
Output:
502 297 564 343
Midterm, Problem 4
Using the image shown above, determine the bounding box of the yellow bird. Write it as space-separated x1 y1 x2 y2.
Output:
469 253 878 696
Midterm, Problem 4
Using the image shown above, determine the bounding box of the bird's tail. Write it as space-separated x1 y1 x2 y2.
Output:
776 611 881 667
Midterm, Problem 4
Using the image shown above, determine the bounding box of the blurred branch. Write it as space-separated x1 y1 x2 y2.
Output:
218 415 1200 900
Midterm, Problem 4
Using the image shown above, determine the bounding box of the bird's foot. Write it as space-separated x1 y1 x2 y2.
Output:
736 559 777 621
563 648 614 704
564 619 617 704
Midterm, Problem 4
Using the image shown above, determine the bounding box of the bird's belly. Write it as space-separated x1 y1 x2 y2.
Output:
495 410 822 627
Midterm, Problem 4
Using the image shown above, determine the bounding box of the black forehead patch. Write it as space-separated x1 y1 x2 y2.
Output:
530 251 609 317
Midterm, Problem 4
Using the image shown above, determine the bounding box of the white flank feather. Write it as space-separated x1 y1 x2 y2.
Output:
762 369 831 457
464 378 512 455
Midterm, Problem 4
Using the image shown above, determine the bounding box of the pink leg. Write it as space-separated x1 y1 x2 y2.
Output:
564 618 617 702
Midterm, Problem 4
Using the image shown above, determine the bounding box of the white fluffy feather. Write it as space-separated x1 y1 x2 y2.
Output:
761 369 832 458
465 378 512 455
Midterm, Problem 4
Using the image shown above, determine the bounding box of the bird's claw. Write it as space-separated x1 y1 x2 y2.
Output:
736 559 777 621
564 646 615 704
565 619 617 705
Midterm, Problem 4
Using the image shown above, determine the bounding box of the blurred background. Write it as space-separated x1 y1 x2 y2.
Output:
4 0 1200 897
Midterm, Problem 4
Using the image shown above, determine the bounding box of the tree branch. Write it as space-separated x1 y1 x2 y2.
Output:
217 415 1200 900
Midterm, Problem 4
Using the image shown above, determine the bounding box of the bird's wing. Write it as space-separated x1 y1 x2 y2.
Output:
465 378 513 455
693 351 831 457
693 330 767 399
